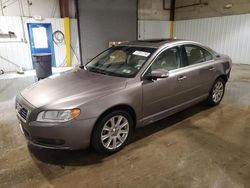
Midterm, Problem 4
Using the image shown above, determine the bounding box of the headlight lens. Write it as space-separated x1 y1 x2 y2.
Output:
37 109 81 122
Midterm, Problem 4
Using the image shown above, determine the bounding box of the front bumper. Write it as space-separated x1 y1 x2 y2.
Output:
16 95 97 150
18 118 96 150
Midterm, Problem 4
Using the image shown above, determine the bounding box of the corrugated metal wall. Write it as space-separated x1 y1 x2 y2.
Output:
138 20 170 40
2 13 249 72
175 14 250 64
0 16 80 72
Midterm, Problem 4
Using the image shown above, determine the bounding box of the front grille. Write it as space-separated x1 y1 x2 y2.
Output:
19 108 28 120
16 102 29 122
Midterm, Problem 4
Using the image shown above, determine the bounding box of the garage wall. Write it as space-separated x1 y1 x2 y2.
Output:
0 16 80 72
175 0 250 20
78 0 137 63
138 20 170 39
175 14 250 64
138 0 170 39
138 0 169 21
0 0 76 18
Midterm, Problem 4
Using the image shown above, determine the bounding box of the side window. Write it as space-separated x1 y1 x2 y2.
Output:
184 45 213 65
203 49 213 61
151 47 181 72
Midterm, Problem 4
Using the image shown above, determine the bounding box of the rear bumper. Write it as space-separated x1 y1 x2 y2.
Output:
18 117 97 150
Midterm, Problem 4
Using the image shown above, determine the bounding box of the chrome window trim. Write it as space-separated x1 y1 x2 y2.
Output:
169 59 214 74
140 42 215 79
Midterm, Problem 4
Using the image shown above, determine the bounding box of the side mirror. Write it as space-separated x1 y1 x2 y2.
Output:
145 69 169 80
79 65 85 69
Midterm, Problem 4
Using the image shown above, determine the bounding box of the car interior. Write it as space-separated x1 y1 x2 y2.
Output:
152 47 181 71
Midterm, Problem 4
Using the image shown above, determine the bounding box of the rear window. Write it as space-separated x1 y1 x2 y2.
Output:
184 45 213 65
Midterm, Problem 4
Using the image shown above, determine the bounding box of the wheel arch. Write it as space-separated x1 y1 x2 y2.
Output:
216 74 228 83
91 104 137 139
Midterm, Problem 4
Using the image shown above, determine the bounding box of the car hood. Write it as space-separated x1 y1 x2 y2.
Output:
21 69 127 108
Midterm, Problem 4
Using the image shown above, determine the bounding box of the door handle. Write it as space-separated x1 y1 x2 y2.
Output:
177 75 187 81
208 67 215 71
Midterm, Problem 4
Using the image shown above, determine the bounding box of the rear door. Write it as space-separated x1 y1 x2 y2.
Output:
183 44 216 94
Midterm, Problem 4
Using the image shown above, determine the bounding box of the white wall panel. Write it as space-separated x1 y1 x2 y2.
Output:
175 14 250 64
0 16 80 72
1 0 76 18
138 20 170 40
0 16 32 71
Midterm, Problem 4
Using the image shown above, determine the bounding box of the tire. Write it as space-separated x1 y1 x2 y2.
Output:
206 78 225 106
91 110 133 154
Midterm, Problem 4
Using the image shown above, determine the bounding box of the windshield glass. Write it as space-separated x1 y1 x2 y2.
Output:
86 46 156 78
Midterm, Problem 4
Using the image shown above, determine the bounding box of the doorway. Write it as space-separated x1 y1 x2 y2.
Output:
27 23 56 68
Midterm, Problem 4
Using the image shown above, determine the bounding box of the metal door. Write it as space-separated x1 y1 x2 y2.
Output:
27 23 55 68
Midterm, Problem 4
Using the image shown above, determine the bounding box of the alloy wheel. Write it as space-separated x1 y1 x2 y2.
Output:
101 115 129 150
212 80 224 103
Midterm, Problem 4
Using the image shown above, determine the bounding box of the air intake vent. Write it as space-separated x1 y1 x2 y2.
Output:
16 103 29 122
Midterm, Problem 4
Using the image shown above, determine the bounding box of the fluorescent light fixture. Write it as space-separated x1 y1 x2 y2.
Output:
224 3 233 9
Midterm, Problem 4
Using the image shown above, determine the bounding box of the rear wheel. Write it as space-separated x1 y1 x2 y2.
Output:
207 78 225 106
92 110 133 154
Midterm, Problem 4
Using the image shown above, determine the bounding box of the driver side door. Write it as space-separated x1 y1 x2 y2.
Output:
142 46 200 125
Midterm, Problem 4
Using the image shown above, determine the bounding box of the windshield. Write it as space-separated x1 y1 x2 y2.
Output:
86 46 156 78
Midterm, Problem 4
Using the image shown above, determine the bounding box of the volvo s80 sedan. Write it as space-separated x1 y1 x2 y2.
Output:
16 39 232 154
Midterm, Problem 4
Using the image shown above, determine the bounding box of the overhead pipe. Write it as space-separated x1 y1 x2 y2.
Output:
18 0 25 16
164 0 208 10
0 0 4 16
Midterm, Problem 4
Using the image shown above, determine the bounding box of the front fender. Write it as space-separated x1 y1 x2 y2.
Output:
79 81 142 127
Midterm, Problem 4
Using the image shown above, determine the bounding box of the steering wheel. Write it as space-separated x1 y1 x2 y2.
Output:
135 64 142 70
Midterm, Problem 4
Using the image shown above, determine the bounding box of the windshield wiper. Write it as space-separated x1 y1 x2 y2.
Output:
88 67 108 75
87 67 132 78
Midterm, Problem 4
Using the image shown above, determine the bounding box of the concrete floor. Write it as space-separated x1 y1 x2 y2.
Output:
0 64 250 188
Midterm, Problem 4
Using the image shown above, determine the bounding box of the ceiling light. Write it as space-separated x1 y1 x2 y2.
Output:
224 3 233 9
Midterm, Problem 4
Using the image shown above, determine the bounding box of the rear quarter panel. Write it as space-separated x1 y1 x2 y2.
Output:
213 55 232 82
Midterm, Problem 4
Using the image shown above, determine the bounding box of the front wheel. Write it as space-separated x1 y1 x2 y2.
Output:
92 110 133 154
206 78 225 106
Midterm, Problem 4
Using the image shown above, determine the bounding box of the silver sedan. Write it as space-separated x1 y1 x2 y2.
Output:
16 39 232 154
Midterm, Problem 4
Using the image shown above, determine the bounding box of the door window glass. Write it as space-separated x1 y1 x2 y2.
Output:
151 47 181 71
32 27 48 48
203 49 213 61
184 45 212 65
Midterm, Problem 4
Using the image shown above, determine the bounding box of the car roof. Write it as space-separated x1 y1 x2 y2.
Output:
118 39 190 48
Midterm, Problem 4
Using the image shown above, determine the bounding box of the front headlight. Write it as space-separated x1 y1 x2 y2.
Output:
36 109 81 122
